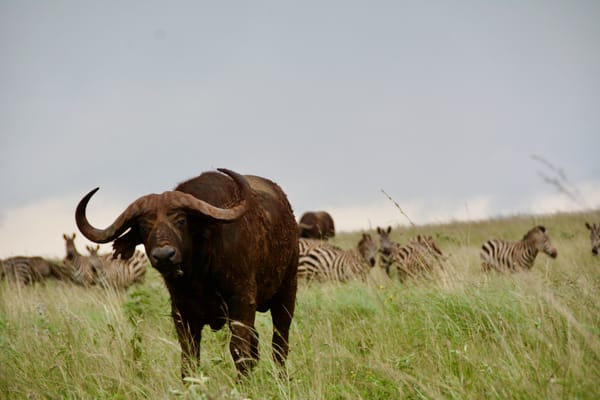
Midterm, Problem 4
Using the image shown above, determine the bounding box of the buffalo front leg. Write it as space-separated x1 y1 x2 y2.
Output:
172 309 202 380
228 299 259 376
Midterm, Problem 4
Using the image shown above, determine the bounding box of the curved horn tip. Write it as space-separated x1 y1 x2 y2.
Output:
84 187 100 198
216 168 239 177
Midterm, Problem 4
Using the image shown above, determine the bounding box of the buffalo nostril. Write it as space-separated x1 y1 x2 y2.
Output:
151 246 177 263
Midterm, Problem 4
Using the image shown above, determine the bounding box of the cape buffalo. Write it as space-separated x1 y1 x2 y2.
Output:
75 168 298 378
298 211 335 240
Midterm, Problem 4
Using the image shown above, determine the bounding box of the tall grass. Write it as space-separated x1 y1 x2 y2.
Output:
1 210 599 399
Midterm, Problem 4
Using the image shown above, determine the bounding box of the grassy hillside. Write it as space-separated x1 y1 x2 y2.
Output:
2 210 599 399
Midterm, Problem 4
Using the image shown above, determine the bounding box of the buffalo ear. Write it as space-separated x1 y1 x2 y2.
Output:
112 229 142 260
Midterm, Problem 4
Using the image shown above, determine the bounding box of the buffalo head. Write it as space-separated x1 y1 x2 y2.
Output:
75 168 250 278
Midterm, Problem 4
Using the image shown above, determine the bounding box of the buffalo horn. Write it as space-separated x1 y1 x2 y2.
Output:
75 168 250 243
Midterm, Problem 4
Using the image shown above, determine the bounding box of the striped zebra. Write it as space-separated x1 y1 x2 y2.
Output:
585 222 599 256
87 245 148 289
62 233 95 286
0 257 45 286
376 226 445 282
480 225 558 272
376 226 397 276
298 233 377 282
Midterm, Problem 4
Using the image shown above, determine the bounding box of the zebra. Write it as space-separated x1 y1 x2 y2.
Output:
480 225 558 272
87 245 147 289
0 257 45 286
376 226 446 282
376 226 397 276
298 233 377 282
62 233 95 286
585 222 599 256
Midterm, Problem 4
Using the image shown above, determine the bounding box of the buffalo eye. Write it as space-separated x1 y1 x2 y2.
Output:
138 222 151 237
176 216 187 228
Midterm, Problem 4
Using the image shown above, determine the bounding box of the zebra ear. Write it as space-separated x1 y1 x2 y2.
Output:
386 226 391 234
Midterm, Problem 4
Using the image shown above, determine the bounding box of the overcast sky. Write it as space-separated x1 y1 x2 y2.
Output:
1 1 599 258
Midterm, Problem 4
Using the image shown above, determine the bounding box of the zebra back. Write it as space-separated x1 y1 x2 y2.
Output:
299 238 333 254
480 225 557 272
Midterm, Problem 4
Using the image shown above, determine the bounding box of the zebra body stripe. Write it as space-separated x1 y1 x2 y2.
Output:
298 235 376 282
1 257 43 286
93 251 148 289
480 240 537 271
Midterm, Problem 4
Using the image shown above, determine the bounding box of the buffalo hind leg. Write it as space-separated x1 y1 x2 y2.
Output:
270 277 297 370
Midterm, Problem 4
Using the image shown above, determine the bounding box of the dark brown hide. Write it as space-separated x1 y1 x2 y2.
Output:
75 169 298 378
298 211 335 239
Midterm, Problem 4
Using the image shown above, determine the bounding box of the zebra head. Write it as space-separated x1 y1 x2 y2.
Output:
63 233 78 260
358 233 377 268
524 226 557 259
86 244 103 275
376 226 394 256
585 222 599 255
376 226 397 273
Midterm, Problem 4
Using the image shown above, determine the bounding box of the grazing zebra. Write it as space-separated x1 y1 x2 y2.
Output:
62 233 95 286
87 245 147 289
0 257 45 286
298 233 377 282
480 225 558 272
376 226 445 282
585 222 599 256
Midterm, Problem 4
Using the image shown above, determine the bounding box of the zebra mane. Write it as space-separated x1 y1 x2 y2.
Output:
523 225 547 240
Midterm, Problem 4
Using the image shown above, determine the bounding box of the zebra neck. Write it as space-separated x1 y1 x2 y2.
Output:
520 241 538 267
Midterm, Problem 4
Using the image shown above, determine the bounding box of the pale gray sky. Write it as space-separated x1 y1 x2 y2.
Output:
1 1 599 257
